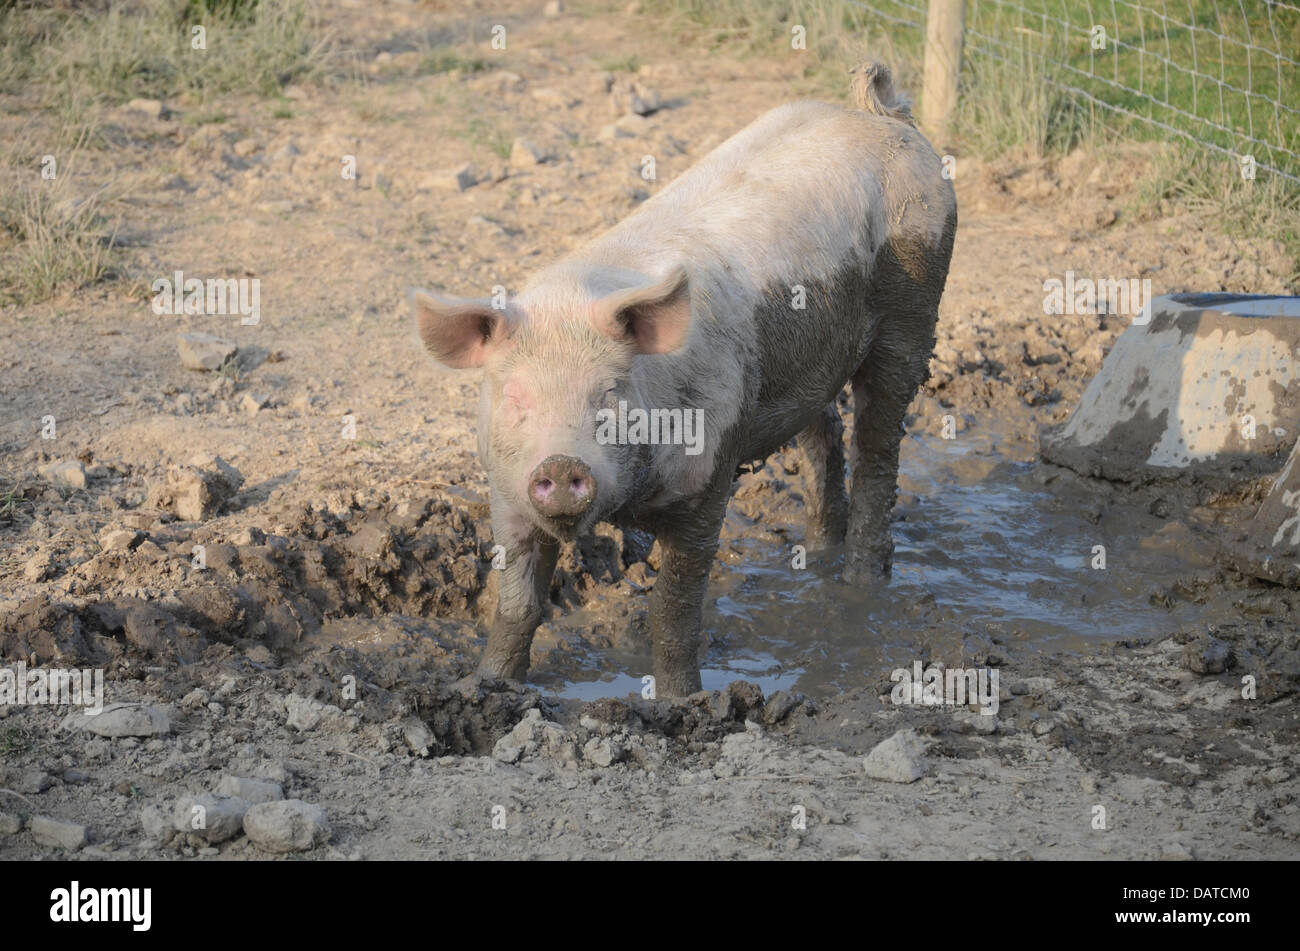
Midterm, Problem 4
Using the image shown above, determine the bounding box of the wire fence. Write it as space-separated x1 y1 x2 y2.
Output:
850 0 1300 183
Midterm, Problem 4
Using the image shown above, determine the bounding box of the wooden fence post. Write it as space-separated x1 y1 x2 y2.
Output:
921 0 966 142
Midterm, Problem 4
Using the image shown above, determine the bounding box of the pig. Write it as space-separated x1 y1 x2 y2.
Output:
411 63 957 697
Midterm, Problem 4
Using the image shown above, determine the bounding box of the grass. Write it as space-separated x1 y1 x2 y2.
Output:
0 127 122 307
418 48 492 76
0 0 328 108
455 116 514 160
598 54 643 72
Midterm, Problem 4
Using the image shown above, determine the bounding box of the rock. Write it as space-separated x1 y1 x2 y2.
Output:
543 0 564 15
64 702 172 738
862 729 928 783
98 528 143 552
126 98 166 119
0 813 21 836
423 163 478 192
62 768 91 785
215 775 284 804
582 736 623 767
140 804 170 840
284 694 349 732
401 717 435 757
147 454 243 522
231 138 259 157
597 123 635 142
17 769 54 794
530 87 574 108
177 332 237 372
180 688 211 710
610 79 661 116
172 794 250 844
509 137 547 167
240 392 269 416
29 815 87 850
1263 766 1292 784
21 550 53 583
492 709 578 767
614 113 649 134
243 800 330 853
42 460 87 490
762 690 801 725
1183 634 1232 674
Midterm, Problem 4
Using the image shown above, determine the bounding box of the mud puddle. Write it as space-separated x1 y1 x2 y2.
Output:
548 428 1236 700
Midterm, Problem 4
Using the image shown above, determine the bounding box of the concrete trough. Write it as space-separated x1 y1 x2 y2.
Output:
1041 294 1300 485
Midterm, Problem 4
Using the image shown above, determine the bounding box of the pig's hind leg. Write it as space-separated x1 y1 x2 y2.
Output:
843 317 933 585
796 401 849 549
843 226 946 586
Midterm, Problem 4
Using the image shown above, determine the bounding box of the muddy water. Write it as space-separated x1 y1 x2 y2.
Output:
552 428 1237 700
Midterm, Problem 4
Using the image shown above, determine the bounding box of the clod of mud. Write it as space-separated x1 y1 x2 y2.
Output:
146 454 244 522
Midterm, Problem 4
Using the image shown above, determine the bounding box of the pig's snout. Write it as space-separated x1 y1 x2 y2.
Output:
528 455 596 520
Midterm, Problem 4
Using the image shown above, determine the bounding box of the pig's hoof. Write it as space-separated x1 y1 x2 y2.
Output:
841 553 892 586
477 654 529 683
652 668 703 698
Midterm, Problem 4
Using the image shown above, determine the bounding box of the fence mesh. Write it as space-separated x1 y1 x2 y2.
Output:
849 0 1300 182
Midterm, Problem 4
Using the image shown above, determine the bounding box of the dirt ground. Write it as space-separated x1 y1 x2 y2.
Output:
1 0 1298 860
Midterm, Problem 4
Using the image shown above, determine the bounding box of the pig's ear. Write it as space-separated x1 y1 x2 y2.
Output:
593 267 692 354
410 289 508 369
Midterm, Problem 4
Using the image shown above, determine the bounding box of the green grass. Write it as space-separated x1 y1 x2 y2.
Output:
418 48 492 76
0 0 327 108
598 54 643 72
0 125 122 307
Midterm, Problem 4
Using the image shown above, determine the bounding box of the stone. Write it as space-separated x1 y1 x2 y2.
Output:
862 729 928 783
492 709 578 767
231 138 259 157
543 0 564 15
177 332 237 372
1042 294 1300 485
509 137 546 167
64 703 172 738
243 800 330 853
284 694 348 732
1183 634 1233 674
98 528 143 552
16 769 54 794
215 775 284 804
29 815 87 850
582 736 623 767
172 794 250 844
147 454 243 522
0 813 21 836
423 163 478 192
126 98 166 119
42 460 86 490
240 392 269 416
402 718 435 757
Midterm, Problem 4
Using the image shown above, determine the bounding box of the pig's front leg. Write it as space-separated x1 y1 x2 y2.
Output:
646 475 734 697
480 510 558 682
